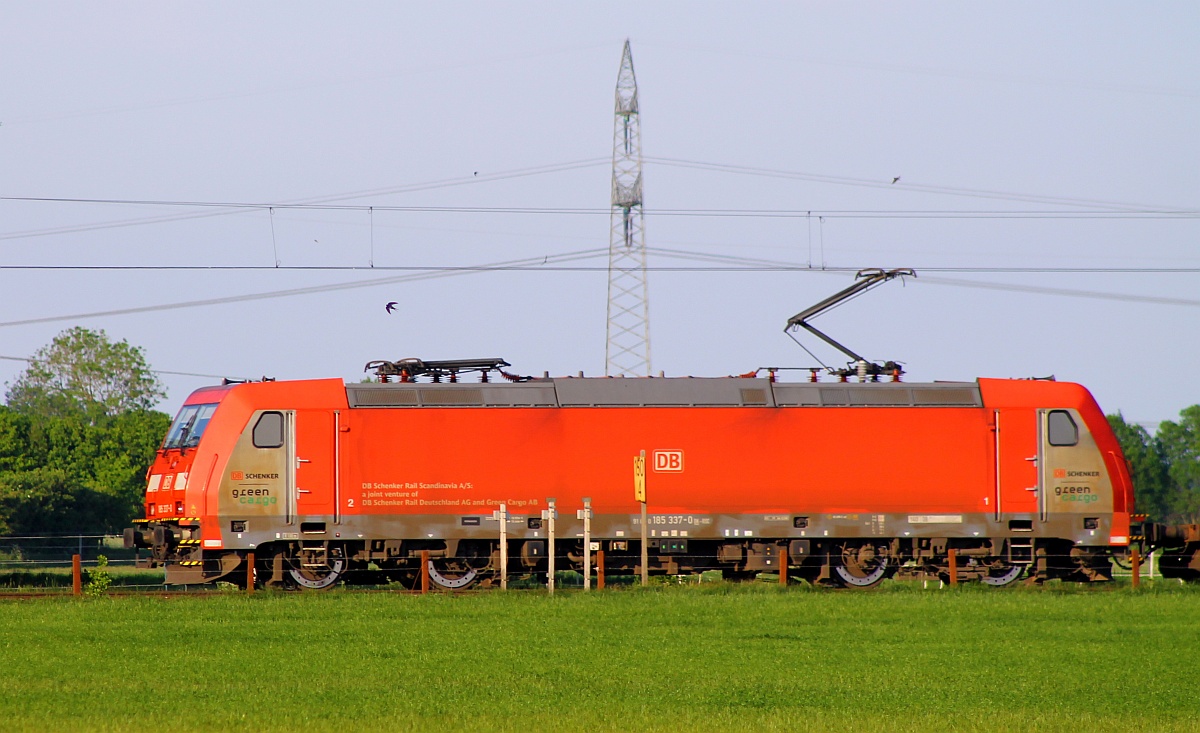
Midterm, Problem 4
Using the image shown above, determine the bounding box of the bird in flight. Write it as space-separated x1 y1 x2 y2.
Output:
891 176 901 184
385 302 398 314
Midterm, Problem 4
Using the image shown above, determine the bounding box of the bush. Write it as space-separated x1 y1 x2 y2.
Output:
83 555 112 597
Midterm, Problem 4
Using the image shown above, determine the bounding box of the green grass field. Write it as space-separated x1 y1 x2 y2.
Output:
1 582 1197 732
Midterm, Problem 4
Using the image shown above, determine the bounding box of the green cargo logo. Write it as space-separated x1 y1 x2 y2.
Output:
232 488 277 506
1054 485 1097 504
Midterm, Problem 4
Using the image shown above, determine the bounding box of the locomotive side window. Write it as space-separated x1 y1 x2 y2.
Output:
1047 410 1078 446
253 412 285 449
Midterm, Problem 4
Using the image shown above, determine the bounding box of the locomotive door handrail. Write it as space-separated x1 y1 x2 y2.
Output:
993 410 1001 522
285 411 296 525
334 410 341 525
1036 410 1047 522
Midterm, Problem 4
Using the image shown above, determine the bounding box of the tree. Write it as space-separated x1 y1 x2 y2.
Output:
1107 413 1172 521
1157 406 1200 524
0 329 170 534
5 327 165 421
0 404 169 533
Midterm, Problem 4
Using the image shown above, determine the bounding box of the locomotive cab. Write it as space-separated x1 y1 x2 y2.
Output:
983 379 1132 582
126 379 350 585
124 389 230 570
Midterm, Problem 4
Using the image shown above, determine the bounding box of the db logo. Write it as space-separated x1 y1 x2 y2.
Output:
652 450 684 473
230 471 245 481
1053 468 1067 479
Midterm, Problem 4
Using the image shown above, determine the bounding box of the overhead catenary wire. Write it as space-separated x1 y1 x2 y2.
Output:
644 247 1200 308
0 245 1195 333
0 248 612 329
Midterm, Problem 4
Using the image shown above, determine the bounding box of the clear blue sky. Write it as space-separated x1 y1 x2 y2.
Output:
0 3 1196 427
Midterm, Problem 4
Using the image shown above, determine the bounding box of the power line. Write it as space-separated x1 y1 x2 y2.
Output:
4 42 614 126
0 158 609 242
0 354 239 381
645 248 1200 308
644 156 1188 212
4 196 1195 219
641 41 1200 100
916 276 1200 308
0 245 1194 334
0 263 1194 273
3 156 1194 246
0 248 611 329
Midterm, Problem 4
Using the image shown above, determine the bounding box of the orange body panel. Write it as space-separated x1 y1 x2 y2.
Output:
143 376 1134 548
340 406 993 517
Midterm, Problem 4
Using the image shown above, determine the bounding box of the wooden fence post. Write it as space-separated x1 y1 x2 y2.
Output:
948 548 959 586
420 550 430 594
779 544 788 587
546 497 556 596
246 552 255 594
596 549 605 590
1131 547 1141 589
72 554 82 596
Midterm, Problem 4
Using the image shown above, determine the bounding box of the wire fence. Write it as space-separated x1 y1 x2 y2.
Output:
0 535 1178 595
0 534 125 565
0 534 176 591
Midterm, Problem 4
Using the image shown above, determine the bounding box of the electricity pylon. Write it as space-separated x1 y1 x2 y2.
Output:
605 39 651 377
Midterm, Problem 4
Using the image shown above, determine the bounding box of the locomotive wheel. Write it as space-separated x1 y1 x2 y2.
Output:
286 551 346 590
427 558 479 590
833 544 890 588
980 562 1025 587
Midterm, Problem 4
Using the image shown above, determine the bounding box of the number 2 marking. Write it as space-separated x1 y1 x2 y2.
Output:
347 498 355 508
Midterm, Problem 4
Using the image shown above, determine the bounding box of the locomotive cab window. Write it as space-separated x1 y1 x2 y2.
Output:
1047 410 1078 446
163 403 219 449
253 412 285 449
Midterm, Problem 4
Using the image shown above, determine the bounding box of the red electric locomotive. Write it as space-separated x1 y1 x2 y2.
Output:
124 272 1200 588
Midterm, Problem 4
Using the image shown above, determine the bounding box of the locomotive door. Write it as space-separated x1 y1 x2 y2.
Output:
994 408 1040 517
293 410 337 519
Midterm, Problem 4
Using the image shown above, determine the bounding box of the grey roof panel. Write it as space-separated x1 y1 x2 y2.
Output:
348 386 419 407
848 386 914 406
480 384 559 407
773 382 980 407
911 386 981 406
347 383 556 408
553 377 775 407
346 378 980 409
771 385 823 406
